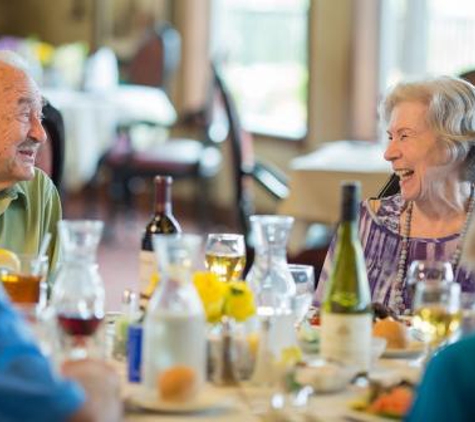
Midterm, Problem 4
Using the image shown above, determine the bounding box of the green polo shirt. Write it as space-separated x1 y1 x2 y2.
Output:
0 168 61 271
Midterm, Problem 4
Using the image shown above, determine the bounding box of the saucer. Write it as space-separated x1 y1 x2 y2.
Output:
128 387 233 414
382 342 425 359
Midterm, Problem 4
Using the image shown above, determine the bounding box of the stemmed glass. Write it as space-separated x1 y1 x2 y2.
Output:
51 220 106 360
288 264 315 324
411 262 461 361
205 233 246 282
406 260 454 311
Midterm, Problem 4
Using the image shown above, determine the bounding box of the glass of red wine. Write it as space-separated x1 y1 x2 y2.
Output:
51 220 105 360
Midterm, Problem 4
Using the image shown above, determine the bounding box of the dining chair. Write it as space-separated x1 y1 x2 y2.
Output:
125 21 181 95
377 173 400 198
212 64 290 244
460 69 475 87
36 101 65 192
93 65 227 234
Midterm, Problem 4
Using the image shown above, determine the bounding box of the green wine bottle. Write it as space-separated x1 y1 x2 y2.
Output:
320 181 372 372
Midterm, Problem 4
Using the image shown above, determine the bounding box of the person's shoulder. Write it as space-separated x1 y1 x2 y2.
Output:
436 334 475 362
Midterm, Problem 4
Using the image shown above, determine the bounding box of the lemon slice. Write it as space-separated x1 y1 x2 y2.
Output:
0 249 20 272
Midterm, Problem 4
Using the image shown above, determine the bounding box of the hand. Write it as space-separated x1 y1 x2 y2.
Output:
62 359 123 422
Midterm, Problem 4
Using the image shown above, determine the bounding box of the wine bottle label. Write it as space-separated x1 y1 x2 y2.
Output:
139 250 157 295
320 312 372 372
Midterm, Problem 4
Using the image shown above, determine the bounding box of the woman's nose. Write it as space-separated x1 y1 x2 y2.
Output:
384 139 400 162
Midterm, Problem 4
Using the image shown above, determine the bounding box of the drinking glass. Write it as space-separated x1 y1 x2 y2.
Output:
0 253 49 313
406 260 454 313
288 264 315 324
51 220 105 360
460 292 475 337
412 275 461 359
205 233 246 282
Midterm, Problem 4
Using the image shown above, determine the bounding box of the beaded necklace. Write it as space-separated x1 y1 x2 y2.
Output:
391 186 475 314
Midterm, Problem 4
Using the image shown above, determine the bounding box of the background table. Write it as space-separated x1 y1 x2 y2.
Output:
277 140 392 251
278 140 392 225
43 86 177 192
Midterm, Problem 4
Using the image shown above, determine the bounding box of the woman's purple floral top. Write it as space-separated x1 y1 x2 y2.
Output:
314 194 475 313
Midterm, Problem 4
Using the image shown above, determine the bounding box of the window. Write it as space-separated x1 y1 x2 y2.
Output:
380 0 475 89
211 0 309 140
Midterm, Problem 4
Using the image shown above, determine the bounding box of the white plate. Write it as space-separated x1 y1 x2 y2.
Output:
382 341 425 359
128 388 233 414
345 409 400 421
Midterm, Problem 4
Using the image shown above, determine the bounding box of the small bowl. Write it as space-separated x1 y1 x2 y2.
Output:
295 359 357 393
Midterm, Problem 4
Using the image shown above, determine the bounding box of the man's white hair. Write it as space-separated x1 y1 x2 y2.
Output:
0 50 31 75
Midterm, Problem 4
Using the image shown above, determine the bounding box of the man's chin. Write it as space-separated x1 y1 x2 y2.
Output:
13 166 36 182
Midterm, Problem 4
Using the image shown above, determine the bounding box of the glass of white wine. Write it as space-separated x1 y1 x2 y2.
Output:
412 269 461 360
406 260 454 312
205 233 246 282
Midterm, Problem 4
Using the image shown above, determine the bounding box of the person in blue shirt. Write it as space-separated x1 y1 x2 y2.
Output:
0 287 121 421
407 334 475 422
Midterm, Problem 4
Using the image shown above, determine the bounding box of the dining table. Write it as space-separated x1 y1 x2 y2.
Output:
277 140 392 251
104 309 421 422
120 358 420 422
42 85 177 192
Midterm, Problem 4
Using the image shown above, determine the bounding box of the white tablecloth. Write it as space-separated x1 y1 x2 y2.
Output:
278 141 392 225
123 358 418 421
43 86 177 192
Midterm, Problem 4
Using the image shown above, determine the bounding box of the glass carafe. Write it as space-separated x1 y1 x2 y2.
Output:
142 234 207 400
246 215 297 386
246 215 296 313
51 220 105 360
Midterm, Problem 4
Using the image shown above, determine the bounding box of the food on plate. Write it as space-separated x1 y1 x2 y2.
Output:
157 365 198 402
373 318 408 349
305 307 321 326
309 312 320 326
372 302 400 321
297 319 320 353
352 381 414 419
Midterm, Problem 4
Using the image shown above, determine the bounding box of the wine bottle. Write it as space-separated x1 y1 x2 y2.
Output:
320 181 372 373
139 176 181 297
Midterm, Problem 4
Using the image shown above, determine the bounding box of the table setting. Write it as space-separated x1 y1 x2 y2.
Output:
0 216 471 422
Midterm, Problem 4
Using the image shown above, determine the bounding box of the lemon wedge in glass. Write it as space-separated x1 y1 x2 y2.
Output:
0 249 20 273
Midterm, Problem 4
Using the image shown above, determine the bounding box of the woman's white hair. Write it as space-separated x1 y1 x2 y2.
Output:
380 76 475 183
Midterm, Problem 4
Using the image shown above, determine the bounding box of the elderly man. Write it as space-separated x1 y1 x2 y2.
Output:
0 50 122 421
0 50 60 264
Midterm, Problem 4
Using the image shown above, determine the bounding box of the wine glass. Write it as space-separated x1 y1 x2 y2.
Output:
406 260 454 313
51 220 106 361
288 264 315 324
412 268 461 361
205 233 246 282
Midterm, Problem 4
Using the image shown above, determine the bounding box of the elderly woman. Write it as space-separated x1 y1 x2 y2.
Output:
315 76 475 315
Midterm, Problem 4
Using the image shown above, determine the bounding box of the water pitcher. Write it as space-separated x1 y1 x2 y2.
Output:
246 215 296 312
142 234 207 400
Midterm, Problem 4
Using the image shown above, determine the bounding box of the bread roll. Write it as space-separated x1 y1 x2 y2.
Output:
373 318 408 349
157 365 197 402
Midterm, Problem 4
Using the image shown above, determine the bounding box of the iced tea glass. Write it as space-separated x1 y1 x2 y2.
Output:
0 254 48 312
